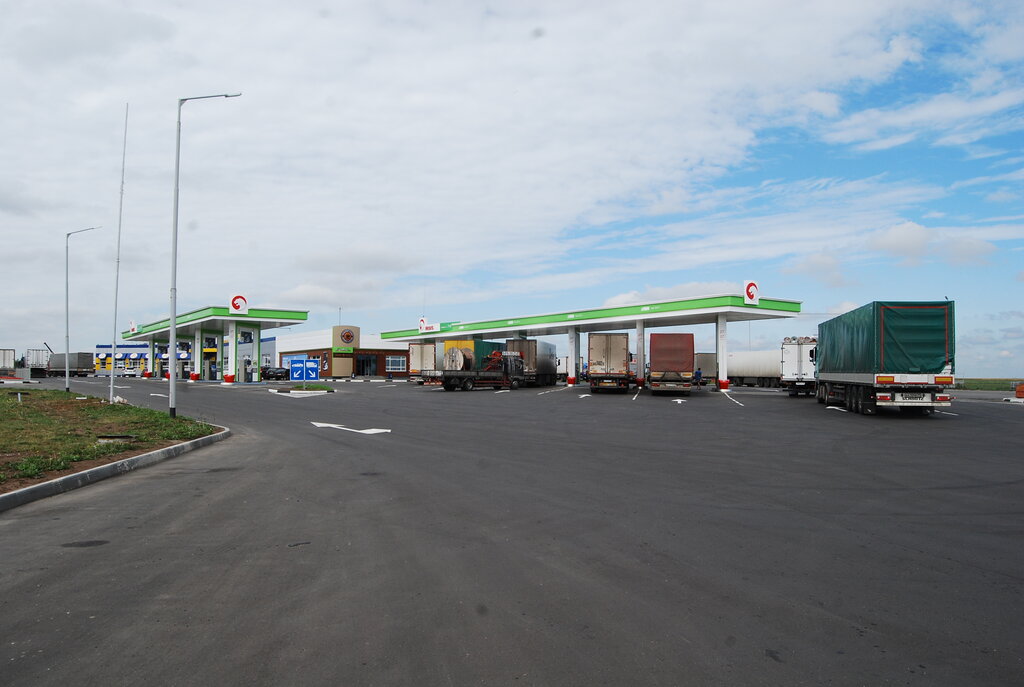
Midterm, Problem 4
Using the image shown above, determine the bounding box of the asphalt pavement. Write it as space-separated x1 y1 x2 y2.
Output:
2 378 1022 686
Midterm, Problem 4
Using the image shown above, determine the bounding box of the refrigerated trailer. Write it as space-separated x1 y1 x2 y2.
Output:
25 349 50 378
816 301 955 415
408 343 438 384
780 337 817 396
1 348 15 376
588 333 634 392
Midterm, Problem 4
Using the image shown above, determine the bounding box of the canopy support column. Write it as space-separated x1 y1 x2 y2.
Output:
567 327 579 385
716 313 729 390
635 320 645 387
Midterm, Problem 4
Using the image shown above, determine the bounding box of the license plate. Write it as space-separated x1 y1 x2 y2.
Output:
897 392 926 401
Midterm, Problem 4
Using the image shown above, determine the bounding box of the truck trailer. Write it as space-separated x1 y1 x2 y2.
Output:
505 339 557 387
1 348 15 376
647 333 695 394
25 349 51 378
780 336 817 396
408 343 438 384
727 350 781 387
815 301 955 415
588 333 634 392
48 352 95 377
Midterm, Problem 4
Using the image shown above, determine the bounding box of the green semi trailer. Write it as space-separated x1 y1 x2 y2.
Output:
815 301 955 415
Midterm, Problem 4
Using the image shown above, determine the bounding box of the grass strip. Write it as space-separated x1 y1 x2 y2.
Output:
0 390 215 486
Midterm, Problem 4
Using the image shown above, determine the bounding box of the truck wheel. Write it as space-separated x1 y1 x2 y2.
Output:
509 379 520 390
462 378 474 391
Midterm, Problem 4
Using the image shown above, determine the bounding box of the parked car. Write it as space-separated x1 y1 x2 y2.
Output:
261 366 290 380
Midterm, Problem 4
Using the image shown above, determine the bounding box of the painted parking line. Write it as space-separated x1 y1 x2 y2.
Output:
722 392 745 407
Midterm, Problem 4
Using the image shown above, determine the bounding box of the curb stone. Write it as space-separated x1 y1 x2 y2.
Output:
0 425 231 514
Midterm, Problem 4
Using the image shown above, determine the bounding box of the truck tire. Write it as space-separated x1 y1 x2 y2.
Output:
462 378 474 391
509 379 520 390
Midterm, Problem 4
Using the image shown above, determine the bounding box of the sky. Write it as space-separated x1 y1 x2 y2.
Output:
1 0 1022 376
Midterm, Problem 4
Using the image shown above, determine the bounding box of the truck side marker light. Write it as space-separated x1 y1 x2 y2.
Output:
876 376 895 384
935 376 954 385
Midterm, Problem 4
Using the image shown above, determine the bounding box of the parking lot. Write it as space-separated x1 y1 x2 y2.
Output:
3 378 1022 686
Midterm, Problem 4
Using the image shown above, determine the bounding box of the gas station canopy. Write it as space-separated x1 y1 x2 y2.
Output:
381 293 800 341
122 306 308 342
380 292 800 385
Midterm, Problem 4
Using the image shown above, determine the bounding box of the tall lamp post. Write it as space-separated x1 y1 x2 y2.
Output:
169 92 241 417
66 226 100 392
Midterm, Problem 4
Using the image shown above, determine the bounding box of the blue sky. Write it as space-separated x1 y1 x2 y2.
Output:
1 0 1022 376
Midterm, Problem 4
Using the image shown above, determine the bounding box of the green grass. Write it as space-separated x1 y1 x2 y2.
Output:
0 390 216 486
291 383 333 391
957 378 1023 391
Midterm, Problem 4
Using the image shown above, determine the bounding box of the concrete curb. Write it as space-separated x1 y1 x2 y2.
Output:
0 425 231 514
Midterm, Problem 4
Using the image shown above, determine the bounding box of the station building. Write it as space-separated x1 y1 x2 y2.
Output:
273 326 409 379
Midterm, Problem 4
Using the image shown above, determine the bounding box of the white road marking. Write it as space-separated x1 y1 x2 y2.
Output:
938 411 959 416
149 393 168 398
311 422 391 435
632 390 641 401
722 392 744 407
826 406 847 413
578 394 591 398
495 390 511 394
672 399 687 404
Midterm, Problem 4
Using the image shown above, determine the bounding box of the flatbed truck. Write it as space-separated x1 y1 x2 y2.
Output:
442 351 526 391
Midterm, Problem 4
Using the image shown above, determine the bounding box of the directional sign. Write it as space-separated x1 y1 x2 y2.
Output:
290 359 321 381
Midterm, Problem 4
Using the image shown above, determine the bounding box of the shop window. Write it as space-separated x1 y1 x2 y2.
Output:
385 356 406 372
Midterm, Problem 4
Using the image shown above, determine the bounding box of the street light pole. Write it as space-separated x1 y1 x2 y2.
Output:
169 92 241 418
66 226 100 393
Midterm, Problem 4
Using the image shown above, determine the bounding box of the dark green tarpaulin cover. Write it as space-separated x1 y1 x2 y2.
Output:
817 301 955 374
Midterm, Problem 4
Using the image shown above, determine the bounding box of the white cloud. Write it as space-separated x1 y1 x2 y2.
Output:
829 301 861 315
867 221 931 261
603 281 740 307
984 190 1019 203
782 252 852 287
941 237 998 265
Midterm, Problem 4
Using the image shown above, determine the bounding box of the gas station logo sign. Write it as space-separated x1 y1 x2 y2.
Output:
340 328 356 344
229 294 249 314
743 280 760 305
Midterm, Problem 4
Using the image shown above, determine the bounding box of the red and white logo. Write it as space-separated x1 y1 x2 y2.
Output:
743 280 760 305
229 294 249 314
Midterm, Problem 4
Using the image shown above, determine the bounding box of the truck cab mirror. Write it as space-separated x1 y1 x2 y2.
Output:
809 347 816 361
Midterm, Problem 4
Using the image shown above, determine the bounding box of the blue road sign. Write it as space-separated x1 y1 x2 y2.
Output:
290 358 321 381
